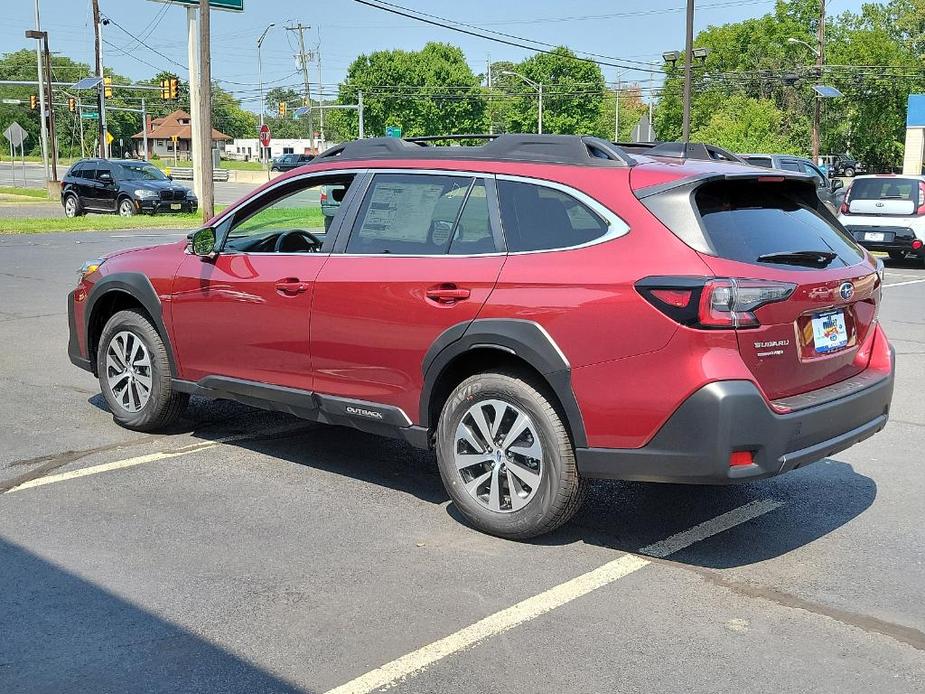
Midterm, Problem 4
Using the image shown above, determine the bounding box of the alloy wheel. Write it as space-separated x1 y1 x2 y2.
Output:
105 330 153 413
454 399 544 513
65 196 77 217
119 200 135 217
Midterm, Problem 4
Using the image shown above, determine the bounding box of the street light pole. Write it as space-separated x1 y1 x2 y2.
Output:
25 29 57 181
501 70 543 134
257 23 275 163
32 0 49 181
682 0 695 142
787 30 825 163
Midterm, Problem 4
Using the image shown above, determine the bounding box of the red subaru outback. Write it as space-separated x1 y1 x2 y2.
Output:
68 135 894 539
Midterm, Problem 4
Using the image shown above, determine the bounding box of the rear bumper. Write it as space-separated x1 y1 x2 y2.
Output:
843 223 923 255
576 351 894 485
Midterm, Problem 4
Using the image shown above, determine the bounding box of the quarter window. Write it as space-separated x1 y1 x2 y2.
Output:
347 173 478 255
497 180 609 252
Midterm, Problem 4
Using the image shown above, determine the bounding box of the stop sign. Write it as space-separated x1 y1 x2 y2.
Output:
258 123 271 147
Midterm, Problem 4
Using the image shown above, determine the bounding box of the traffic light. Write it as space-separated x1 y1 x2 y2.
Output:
279 101 287 117
104 76 112 98
160 79 170 99
159 78 178 100
67 97 77 112
29 94 38 110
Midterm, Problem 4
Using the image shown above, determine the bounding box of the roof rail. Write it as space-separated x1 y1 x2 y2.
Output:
314 134 636 167
614 141 746 164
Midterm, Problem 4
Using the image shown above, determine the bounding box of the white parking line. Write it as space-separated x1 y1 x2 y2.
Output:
883 278 925 288
4 424 309 494
323 497 784 694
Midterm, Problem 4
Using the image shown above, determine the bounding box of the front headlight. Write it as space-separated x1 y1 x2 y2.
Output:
135 189 159 199
186 190 197 201
78 258 105 284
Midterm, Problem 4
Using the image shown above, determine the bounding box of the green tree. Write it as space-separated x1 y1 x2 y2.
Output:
692 95 799 152
334 42 485 138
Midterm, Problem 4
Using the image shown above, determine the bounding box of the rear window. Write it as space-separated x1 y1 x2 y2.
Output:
744 157 772 168
695 181 863 267
849 178 917 201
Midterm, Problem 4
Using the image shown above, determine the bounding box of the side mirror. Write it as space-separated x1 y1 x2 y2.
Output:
190 227 217 258
831 179 844 191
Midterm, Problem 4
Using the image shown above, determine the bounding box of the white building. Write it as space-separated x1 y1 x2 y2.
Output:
224 138 331 161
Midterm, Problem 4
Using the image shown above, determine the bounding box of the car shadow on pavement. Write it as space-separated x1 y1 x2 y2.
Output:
544 457 876 568
0 538 310 694
91 396 877 569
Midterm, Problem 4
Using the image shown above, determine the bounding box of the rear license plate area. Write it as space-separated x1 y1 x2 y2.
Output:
811 309 849 354
864 232 885 242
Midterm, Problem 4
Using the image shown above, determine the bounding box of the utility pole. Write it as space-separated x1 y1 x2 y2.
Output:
357 90 364 139
33 0 49 181
141 98 148 161
187 6 203 204
812 0 826 164
91 0 107 158
681 0 695 142
487 54 493 135
198 0 214 221
316 28 325 151
614 79 621 141
286 23 315 150
41 34 57 180
257 23 275 162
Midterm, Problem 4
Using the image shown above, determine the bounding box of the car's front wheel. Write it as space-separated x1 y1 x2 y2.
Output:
63 194 83 217
436 371 585 539
118 198 136 217
97 309 188 431
843 166 856 177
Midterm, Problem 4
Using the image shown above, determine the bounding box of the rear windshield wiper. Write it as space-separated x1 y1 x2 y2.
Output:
756 250 837 267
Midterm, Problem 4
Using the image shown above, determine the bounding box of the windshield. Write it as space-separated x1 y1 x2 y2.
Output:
116 163 169 181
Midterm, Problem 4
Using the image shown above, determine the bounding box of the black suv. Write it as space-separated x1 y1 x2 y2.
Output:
270 153 314 172
61 159 198 217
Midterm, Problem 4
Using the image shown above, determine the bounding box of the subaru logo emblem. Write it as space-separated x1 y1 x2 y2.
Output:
839 282 855 301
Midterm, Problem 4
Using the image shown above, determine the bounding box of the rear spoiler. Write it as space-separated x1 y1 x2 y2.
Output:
634 170 816 200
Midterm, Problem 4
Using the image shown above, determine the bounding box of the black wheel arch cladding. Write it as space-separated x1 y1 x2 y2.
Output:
421 318 587 448
85 272 178 376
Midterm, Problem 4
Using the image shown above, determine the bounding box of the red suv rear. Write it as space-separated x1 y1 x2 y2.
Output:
67 135 894 539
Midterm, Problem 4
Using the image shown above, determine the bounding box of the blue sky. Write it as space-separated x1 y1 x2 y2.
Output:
6 0 873 111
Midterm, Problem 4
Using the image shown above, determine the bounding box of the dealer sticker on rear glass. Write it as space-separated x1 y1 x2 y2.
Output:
811 309 848 354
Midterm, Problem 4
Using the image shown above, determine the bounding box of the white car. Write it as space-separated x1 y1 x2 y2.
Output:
838 174 925 263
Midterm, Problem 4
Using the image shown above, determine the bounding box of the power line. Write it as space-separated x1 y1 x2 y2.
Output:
352 0 663 74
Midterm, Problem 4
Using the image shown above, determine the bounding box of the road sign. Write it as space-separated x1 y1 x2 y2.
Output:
149 0 244 12
386 125 402 138
3 122 29 148
259 123 271 147
106 131 114 145
80 111 99 120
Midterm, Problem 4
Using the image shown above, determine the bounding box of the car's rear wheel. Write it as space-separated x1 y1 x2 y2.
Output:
843 166 856 177
436 371 585 539
64 194 83 217
97 309 188 431
118 198 136 217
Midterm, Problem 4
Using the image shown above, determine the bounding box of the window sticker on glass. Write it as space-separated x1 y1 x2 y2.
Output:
360 181 446 242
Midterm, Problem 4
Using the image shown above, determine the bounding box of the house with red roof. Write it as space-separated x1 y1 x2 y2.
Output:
132 109 230 160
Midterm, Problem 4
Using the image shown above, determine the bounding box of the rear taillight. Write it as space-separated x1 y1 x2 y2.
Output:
636 277 795 330
917 182 925 216
320 190 328 203
840 186 852 215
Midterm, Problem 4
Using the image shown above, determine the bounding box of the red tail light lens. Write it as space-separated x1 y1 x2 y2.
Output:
917 182 925 216
320 190 328 202
729 451 754 467
636 277 795 330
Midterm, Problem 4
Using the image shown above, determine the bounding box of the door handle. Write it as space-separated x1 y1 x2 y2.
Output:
426 284 471 304
275 278 309 295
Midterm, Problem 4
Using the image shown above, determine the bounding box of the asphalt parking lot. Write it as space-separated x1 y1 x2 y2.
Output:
1 230 924 693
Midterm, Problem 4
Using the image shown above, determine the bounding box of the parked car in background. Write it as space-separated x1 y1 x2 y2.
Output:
68 135 894 539
271 153 314 172
838 174 925 263
821 154 865 178
741 153 844 212
61 159 197 218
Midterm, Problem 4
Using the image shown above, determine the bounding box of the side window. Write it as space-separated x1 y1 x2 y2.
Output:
497 180 609 252
81 168 96 180
778 160 803 172
347 174 472 255
68 164 84 178
745 157 772 168
95 166 114 181
448 181 495 255
223 175 355 253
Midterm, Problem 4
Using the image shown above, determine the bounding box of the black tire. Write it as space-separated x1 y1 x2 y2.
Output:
844 166 856 177
63 193 83 217
436 371 586 540
96 309 188 431
888 251 906 262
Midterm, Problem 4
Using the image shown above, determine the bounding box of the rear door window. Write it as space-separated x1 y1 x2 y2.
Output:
497 180 609 252
695 180 863 267
347 173 474 255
